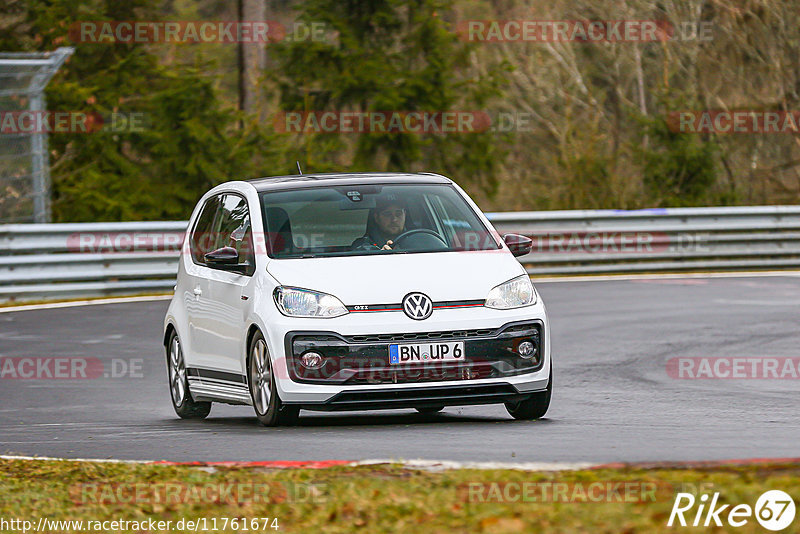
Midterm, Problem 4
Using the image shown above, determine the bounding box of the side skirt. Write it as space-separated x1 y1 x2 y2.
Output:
186 367 252 406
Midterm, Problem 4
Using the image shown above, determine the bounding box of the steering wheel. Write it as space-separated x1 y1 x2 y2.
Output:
391 228 448 249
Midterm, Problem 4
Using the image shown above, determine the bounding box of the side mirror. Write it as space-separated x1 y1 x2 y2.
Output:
204 246 242 270
503 234 533 258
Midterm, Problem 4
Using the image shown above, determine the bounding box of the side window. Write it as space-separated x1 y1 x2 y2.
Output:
190 196 221 265
429 195 497 251
209 194 256 275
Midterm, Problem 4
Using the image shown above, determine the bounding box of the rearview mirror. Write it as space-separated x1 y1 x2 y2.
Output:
503 234 533 258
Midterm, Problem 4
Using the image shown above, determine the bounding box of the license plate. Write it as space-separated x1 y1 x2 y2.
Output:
389 341 464 365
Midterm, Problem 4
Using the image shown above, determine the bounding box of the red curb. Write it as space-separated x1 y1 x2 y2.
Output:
591 457 800 470
151 460 352 469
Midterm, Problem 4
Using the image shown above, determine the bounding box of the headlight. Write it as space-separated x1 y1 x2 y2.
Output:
274 287 348 318
485 275 537 309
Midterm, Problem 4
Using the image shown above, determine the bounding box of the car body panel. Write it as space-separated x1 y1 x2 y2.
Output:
265 250 526 306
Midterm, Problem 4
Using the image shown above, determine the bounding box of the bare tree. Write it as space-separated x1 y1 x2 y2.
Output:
238 0 267 121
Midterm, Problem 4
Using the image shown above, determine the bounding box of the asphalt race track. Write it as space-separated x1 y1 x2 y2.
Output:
1 275 799 464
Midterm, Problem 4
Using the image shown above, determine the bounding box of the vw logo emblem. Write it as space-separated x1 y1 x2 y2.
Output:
402 292 433 320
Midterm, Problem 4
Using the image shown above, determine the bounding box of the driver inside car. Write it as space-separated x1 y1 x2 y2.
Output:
351 194 408 251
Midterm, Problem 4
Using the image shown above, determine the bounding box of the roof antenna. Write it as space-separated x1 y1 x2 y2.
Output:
296 161 303 175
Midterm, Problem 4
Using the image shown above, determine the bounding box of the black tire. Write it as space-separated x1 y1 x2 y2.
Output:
248 331 299 427
505 366 552 420
415 406 445 414
166 330 211 419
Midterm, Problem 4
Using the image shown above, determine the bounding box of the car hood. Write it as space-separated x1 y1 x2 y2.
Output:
266 250 525 305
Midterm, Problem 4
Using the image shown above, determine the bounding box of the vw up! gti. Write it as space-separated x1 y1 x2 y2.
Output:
163 172 551 426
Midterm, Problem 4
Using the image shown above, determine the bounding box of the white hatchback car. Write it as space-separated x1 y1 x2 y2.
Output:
163 172 551 426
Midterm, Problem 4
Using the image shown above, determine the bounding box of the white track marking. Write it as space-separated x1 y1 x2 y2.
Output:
0 294 172 313
352 459 595 472
714 298 800 306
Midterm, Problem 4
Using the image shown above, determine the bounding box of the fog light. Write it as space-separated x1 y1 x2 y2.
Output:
300 351 324 369
517 340 536 359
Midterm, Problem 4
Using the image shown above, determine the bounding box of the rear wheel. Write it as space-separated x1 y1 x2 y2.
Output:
505 367 552 420
167 331 211 419
248 331 299 427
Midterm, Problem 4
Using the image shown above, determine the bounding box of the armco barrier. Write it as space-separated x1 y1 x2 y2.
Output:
0 221 185 301
2 206 800 301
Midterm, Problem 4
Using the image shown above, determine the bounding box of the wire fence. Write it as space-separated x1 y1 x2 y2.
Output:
0 47 73 224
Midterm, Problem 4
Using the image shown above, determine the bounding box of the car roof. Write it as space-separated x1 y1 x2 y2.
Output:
246 172 452 192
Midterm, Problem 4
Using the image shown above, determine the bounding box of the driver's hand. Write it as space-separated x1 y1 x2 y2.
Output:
381 240 394 250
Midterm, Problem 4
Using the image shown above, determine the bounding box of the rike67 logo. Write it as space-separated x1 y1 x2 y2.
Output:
668 490 796 531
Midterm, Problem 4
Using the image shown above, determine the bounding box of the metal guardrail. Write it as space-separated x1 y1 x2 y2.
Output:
489 205 800 275
0 221 185 301
2 206 800 301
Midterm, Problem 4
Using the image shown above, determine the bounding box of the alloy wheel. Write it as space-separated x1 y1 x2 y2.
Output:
169 336 186 406
250 338 272 415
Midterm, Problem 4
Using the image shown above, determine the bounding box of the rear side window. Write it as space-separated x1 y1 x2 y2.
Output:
190 196 220 264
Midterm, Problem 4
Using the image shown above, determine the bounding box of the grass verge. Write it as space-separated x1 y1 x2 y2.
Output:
1 459 798 532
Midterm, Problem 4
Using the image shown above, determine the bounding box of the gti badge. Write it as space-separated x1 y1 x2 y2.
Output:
402 292 433 320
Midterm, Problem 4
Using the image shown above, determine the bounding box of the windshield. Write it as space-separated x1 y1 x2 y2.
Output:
259 183 500 258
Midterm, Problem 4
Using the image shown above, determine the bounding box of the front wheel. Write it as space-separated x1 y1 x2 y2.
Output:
167 331 211 419
505 367 552 420
248 331 299 427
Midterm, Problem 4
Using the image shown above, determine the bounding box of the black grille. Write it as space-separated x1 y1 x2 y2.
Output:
345 328 496 343
503 323 538 333
343 362 497 385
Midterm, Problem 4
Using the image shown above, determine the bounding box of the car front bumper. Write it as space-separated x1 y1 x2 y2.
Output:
263 303 551 407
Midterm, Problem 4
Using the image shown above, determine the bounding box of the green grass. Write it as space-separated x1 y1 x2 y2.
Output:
1 459 798 532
